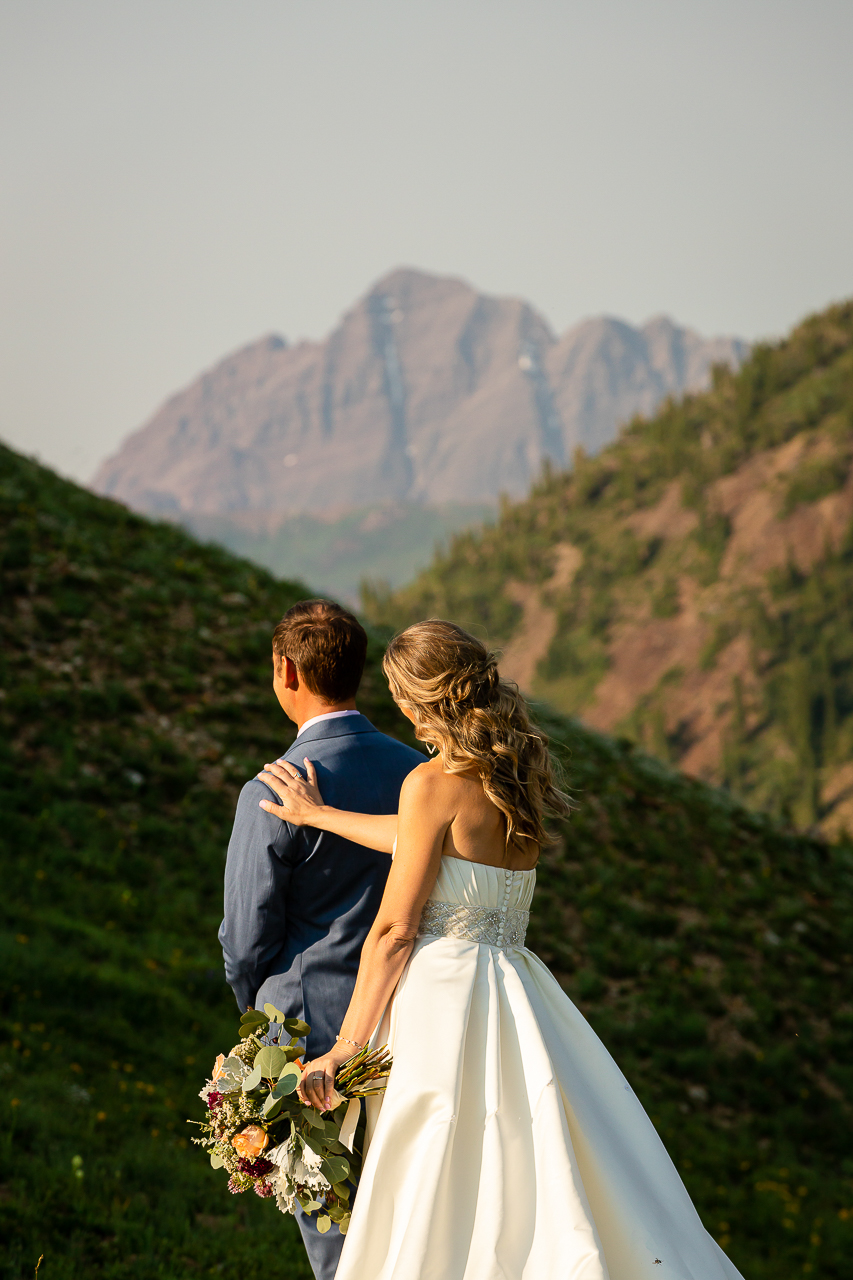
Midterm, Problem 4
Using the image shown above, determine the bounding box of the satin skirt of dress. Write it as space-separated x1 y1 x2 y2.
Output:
336 861 745 1280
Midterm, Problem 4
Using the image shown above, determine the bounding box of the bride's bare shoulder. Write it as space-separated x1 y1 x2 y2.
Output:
401 758 448 790
400 759 463 806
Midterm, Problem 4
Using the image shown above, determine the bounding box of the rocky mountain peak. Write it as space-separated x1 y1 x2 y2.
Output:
91 268 747 523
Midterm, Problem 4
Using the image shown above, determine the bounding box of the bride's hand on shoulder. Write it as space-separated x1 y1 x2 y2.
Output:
257 758 325 826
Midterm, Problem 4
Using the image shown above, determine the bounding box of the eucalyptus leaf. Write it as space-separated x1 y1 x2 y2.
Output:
263 1002 286 1023
255 1045 288 1078
316 1215 331 1234
210 1152 224 1169
301 1130 324 1156
273 1068 300 1097
277 1062 302 1084
262 1094 283 1119
323 1119 340 1142
240 1012 269 1035
240 1011 267 1028
322 1155 350 1184
284 1045 304 1062
332 1182 350 1200
240 1025 267 1041
301 1106 324 1130
339 1214 351 1235
284 1017 311 1036
272 1091 300 1112
241 1065 263 1093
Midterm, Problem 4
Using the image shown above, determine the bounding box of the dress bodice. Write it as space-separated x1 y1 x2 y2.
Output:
427 855 536 910
418 855 536 950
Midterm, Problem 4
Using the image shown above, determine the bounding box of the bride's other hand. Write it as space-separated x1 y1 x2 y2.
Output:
297 1042 352 1111
257 758 325 825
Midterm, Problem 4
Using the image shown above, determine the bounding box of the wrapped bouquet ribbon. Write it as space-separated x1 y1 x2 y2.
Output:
190 1004 392 1235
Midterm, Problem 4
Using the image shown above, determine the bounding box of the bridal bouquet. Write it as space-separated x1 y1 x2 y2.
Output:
190 1004 392 1235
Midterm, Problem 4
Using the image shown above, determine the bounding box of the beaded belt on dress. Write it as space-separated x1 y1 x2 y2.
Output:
417 900 529 949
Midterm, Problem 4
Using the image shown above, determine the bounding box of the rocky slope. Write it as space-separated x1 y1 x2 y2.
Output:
92 268 747 519
364 300 853 838
2 439 852 1277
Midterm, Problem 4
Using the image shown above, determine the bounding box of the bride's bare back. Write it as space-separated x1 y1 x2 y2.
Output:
416 758 539 872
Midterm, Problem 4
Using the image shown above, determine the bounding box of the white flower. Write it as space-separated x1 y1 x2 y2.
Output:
274 1178 297 1215
267 1136 331 1216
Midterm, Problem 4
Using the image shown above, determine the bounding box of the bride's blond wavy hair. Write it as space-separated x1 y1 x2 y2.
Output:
382 620 572 852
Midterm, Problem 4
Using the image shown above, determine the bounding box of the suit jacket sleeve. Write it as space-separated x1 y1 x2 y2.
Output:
218 778 297 1012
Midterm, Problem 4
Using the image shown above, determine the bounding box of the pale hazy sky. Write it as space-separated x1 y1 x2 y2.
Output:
1 0 852 482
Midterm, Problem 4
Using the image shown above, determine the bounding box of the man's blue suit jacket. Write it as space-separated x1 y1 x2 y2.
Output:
219 713 424 1058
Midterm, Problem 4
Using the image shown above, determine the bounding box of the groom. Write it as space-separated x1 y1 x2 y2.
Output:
219 598 423 1279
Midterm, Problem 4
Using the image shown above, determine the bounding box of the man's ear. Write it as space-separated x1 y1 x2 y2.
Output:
282 655 300 690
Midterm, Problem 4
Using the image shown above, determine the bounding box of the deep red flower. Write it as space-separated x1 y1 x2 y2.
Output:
237 1156 274 1177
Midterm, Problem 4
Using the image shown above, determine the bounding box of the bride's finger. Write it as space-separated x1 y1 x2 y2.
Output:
258 768 290 791
259 798 290 819
306 1065 330 1110
317 1069 332 1111
304 759 318 788
276 760 303 780
261 761 298 783
298 1058 320 1097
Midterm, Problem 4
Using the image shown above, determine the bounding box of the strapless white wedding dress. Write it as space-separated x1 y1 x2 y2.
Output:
336 856 743 1280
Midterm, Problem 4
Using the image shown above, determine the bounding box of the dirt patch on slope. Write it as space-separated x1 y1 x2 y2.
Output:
715 434 853 580
499 543 582 690
627 480 698 542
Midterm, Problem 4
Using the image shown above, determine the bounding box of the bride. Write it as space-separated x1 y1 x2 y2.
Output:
256 620 744 1280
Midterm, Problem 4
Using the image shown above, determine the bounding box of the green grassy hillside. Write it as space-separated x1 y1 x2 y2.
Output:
364 301 853 838
1 441 852 1278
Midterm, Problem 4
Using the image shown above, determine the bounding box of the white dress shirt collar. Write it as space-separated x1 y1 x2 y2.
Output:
296 708 361 738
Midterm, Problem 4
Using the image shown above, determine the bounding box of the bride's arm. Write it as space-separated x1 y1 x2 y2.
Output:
299 762 452 1110
256 759 398 854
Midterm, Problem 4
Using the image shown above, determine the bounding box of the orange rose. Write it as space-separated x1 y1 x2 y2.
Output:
231 1124 269 1159
211 1054 227 1081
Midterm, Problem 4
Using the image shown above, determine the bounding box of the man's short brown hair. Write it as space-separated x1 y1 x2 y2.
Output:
272 599 368 704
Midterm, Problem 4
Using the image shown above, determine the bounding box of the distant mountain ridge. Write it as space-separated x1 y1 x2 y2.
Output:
92 268 748 521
